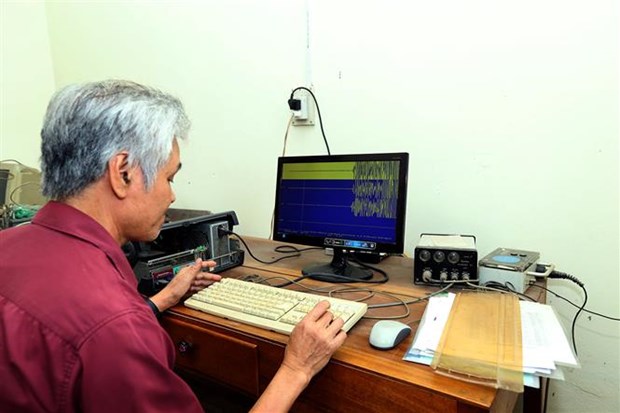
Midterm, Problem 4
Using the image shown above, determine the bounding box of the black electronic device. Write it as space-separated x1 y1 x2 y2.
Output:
272 152 409 282
413 234 478 285
130 210 244 295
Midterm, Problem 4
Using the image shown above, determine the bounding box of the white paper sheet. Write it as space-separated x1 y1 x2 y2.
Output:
403 293 579 388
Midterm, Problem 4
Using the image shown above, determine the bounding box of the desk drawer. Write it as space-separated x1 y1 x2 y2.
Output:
163 317 259 396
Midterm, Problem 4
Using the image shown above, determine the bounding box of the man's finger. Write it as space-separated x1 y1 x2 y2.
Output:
327 316 345 333
306 300 331 322
200 259 217 271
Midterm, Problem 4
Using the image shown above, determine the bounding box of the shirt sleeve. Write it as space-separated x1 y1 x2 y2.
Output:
76 310 203 413
143 296 162 318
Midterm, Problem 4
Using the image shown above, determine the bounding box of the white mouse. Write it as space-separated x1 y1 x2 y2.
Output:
369 320 411 350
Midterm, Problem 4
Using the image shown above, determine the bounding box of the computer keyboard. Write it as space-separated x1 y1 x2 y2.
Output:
184 277 368 335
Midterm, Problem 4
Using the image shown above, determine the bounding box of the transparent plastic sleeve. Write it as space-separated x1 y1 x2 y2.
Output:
430 292 524 392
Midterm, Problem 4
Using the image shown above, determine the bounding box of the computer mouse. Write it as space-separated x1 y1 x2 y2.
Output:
369 320 412 350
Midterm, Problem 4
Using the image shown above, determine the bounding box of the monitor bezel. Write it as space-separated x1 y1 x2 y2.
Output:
272 152 409 255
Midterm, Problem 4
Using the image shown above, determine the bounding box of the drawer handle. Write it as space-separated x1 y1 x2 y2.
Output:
177 340 193 354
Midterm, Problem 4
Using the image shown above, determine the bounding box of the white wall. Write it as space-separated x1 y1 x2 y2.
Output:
2 1 618 412
0 1 55 167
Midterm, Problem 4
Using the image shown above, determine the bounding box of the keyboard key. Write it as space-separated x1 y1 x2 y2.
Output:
184 278 367 335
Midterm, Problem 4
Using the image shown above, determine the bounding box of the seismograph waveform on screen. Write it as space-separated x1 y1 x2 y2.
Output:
350 161 400 218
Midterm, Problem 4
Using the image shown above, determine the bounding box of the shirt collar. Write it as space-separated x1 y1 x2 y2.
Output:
32 201 136 284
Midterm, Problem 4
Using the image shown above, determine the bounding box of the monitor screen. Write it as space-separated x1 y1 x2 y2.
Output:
273 152 409 282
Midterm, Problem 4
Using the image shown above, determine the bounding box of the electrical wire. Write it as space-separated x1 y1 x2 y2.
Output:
347 255 390 281
360 290 411 319
225 229 321 265
237 273 455 321
302 266 389 284
0 160 43 207
269 113 297 240
224 228 391 284
281 113 294 157
273 244 324 254
527 283 619 321
545 271 588 357
289 86 331 155
302 251 391 284
465 281 537 302
9 182 41 205
471 273 601 358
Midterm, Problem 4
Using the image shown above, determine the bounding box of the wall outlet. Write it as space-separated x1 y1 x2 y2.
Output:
292 94 315 126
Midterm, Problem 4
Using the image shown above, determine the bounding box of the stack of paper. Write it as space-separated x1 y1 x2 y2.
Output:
404 293 580 389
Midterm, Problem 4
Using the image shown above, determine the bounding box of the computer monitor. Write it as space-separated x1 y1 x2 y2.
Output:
273 152 409 282
0 161 46 206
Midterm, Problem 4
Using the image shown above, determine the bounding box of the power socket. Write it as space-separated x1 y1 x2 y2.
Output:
292 94 315 126
292 95 309 120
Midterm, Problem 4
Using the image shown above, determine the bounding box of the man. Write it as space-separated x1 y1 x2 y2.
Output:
0 80 346 412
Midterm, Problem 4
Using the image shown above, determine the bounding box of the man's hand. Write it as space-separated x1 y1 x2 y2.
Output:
250 301 346 413
149 259 221 312
283 301 347 384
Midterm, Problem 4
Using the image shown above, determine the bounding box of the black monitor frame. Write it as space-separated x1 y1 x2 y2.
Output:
272 152 409 282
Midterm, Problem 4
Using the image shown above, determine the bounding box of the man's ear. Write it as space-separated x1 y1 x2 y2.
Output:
108 152 132 199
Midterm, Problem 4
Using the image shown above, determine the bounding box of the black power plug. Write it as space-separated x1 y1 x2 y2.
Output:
288 98 301 111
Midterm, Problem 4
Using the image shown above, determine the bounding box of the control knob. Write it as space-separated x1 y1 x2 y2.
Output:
433 251 445 263
447 251 460 264
419 250 431 262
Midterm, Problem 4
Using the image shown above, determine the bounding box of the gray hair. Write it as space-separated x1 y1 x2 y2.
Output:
40 79 190 200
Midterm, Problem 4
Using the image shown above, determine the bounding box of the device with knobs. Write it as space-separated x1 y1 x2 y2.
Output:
413 234 478 285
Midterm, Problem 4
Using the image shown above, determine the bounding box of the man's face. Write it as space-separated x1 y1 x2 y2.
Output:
124 139 181 242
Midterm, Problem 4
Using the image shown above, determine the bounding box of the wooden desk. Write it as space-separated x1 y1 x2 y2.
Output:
162 237 546 413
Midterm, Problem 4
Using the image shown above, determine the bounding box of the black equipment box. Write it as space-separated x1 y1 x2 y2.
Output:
127 209 244 295
413 233 478 285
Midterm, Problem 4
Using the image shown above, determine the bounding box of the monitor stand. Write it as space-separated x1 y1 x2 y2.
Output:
302 248 373 283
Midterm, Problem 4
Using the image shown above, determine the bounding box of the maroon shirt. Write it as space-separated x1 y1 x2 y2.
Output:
0 202 203 412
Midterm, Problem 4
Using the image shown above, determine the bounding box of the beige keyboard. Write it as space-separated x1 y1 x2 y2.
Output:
184 278 367 335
